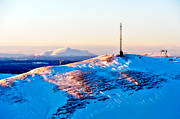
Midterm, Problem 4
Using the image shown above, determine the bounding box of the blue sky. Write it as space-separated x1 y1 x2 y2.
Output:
0 0 180 55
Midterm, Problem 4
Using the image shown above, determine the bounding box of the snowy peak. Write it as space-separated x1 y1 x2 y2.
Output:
1 54 180 89
0 54 180 119
36 48 96 57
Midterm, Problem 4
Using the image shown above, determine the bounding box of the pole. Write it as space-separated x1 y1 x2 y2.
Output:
118 22 123 57
120 23 122 52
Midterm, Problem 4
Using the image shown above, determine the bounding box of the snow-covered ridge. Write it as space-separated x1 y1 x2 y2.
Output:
0 54 180 119
35 48 96 56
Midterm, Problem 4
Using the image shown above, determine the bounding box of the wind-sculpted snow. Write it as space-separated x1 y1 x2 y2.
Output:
51 70 167 119
0 54 180 119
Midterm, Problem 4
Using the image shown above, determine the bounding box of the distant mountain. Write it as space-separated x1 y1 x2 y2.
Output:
35 48 96 57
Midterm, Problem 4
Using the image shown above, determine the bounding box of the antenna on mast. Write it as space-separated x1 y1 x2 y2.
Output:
118 22 124 57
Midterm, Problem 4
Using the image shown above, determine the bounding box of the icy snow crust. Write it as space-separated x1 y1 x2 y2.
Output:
0 54 180 119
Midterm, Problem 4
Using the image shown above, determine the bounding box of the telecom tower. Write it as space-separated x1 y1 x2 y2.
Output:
118 23 124 57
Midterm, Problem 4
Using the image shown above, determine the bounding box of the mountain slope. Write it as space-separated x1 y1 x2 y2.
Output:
0 54 180 119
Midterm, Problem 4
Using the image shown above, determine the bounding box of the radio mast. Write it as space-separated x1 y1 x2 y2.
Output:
119 22 124 57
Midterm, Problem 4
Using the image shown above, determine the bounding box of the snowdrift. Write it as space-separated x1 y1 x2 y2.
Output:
0 54 180 119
